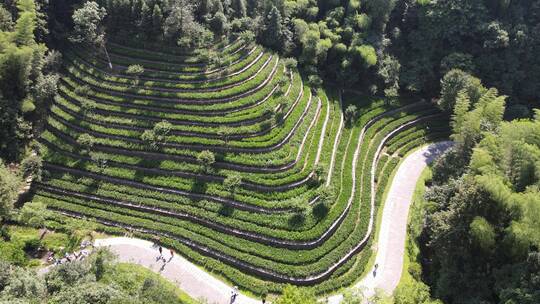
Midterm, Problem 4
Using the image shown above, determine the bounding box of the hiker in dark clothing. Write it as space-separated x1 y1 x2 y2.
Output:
156 246 163 261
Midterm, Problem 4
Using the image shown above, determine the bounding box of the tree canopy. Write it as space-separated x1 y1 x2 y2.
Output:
419 85 540 303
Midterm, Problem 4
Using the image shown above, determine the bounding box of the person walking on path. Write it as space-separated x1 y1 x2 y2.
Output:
157 246 163 261
169 249 174 262
230 286 239 303
373 263 379 277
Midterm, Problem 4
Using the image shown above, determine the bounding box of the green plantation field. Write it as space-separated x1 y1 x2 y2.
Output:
35 38 449 295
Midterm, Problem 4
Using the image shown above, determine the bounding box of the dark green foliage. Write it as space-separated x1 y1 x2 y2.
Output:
394 0 540 105
18 201 49 228
261 6 284 51
69 1 107 46
0 161 20 221
0 242 28 266
20 153 42 180
151 4 163 37
56 0 540 111
418 82 540 303
0 0 58 161
231 0 247 18
139 277 183 303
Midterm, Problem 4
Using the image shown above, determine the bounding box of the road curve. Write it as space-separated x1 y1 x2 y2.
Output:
327 141 453 303
93 141 452 304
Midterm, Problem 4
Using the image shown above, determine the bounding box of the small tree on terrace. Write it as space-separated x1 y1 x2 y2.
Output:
309 164 326 186
208 49 223 67
197 150 215 173
77 133 95 155
141 120 172 150
90 152 108 173
238 30 255 46
153 120 172 138
345 104 358 126
283 57 297 73
307 74 323 89
18 201 50 230
20 153 42 181
141 129 158 150
80 99 97 116
223 173 242 196
125 64 144 86
217 126 233 145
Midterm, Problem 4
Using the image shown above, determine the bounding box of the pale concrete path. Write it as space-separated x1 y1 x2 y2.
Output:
94 142 452 304
327 141 453 303
94 237 260 304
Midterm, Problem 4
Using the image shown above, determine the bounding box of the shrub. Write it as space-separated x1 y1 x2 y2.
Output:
23 237 41 253
345 104 358 125
283 57 297 71
153 120 172 138
0 225 11 241
312 202 329 220
19 201 49 228
21 98 36 113
0 241 28 266
223 173 242 194
20 154 42 180
76 134 95 152
197 150 215 172
125 64 144 76
354 45 377 67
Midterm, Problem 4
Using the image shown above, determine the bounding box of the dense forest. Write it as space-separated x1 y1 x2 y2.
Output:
0 0 539 303
2 0 539 162
418 85 540 302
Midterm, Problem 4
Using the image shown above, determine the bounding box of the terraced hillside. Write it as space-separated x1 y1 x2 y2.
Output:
35 38 450 295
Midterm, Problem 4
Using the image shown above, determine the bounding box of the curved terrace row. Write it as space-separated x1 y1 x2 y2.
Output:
36 40 449 296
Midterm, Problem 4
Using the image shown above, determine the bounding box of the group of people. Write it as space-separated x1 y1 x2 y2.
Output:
156 245 174 261
47 240 93 266
154 244 176 271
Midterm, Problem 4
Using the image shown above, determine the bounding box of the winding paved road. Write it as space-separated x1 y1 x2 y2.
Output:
94 142 452 304
327 141 452 303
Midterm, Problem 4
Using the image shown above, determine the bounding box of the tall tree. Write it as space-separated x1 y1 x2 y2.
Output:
69 1 107 47
261 6 284 50
151 4 163 37
231 0 247 18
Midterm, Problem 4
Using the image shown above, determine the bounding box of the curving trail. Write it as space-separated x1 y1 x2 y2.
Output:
94 237 260 304
92 142 452 304
327 141 453 303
